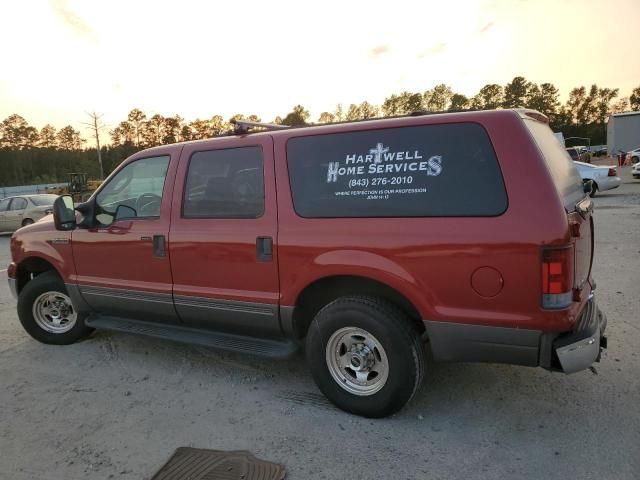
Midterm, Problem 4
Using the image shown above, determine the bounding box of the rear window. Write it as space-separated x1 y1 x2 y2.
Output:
525 120 584 208
566 148 578 160
286 123 508 218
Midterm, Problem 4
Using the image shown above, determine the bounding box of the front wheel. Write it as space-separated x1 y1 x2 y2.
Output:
17 271 93 345
306 296 425 418
589 181 598 197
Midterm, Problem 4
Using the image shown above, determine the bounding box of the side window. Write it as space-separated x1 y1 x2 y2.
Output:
10 198 27 211
287 123 508 218
96 156 170 225
182 146 264 219
0 198 11 212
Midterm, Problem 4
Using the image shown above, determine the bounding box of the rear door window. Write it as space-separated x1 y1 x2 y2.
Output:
286 123 507 218
9 198 27 211
182 146 264 219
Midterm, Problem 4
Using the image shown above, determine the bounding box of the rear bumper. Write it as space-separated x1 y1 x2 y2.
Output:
598 176 621 191
423 295 607 373
553 296 607 374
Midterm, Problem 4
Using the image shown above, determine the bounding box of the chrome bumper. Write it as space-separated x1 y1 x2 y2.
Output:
8 277 18 300
554 296 607 374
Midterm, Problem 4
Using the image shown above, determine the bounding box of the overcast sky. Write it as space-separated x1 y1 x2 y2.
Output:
2 0 639 133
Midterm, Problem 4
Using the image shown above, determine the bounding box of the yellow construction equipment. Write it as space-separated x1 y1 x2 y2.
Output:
46 173 102 202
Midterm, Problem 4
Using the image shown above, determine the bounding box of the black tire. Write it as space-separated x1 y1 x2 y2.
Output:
21 218 34 227
306 296 425 418
589 181 598 198
17 271 93 345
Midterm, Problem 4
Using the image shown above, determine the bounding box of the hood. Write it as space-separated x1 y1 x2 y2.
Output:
16 214 55 233
10 214 71 266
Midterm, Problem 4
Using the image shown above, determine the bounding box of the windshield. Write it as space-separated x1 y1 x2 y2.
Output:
29 195 58 206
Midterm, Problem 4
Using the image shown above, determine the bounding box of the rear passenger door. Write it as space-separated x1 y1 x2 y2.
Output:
169 136 281 336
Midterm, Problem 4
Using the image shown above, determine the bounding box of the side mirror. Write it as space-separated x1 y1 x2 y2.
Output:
114 204 137 221
53 195 77 231
583 179 594 194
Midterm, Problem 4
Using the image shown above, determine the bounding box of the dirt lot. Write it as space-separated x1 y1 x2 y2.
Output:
1 169 639 480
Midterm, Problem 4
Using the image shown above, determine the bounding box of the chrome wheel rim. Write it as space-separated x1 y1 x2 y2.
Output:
325 326 389 396
32 291 77 334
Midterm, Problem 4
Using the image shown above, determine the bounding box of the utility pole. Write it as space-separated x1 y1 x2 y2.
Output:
82 112 106 179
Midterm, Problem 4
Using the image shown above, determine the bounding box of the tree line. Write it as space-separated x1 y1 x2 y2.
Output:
1 77 639 186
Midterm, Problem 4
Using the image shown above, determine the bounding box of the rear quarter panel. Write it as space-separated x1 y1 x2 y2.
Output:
275 111 576 332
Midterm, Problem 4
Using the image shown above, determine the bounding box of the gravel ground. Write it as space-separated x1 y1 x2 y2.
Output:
0 168 639 480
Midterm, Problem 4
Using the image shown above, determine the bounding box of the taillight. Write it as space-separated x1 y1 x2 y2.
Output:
541 246 574 309
608 167 616 177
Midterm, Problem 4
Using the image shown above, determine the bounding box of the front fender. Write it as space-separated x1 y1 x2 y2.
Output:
10 219 75 282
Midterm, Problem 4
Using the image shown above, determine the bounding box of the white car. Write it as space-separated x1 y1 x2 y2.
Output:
628 147 640 165
0 194 58 232
632 160 640 179
573 161 621 197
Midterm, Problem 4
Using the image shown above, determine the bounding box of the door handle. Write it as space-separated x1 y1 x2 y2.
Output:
152 235 166 257
256 236 273 262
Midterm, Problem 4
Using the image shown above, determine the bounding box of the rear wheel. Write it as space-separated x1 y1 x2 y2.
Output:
306 296 424 418
21 218 34 227
589 181 598 197
17 271 93 345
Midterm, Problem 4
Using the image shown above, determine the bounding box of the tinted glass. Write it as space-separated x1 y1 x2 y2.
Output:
10 198 27 210
96 156 169 225
183 146 264 218
0 198 11 212
525 120 584 208
287 123 507 218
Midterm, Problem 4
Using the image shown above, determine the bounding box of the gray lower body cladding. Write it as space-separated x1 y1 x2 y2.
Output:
424 321 542 367
424 295 607 373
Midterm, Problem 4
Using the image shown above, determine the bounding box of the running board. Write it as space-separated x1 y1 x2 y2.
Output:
85 316 299 359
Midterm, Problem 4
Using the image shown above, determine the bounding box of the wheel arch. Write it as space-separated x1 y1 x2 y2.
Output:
288 274 425 339
15 256 62 295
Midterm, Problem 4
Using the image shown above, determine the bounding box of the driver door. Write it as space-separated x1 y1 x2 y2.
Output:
70 147 181 324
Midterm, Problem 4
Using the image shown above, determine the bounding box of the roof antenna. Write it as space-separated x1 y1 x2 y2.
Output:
230 119 290 135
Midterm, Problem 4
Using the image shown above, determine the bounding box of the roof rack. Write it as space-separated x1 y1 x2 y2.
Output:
230 119 290 135
225 108 487 137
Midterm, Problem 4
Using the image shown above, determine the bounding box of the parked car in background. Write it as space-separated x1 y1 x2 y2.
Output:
0 194 58 231
632 161 640 179
573 161 621 197
592 146 608 157
566 147 590 163
627 147 640 164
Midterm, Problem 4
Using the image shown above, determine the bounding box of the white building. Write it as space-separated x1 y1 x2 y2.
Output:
607 111 640 154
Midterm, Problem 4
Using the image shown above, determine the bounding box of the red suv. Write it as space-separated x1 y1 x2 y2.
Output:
7 109 607 417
